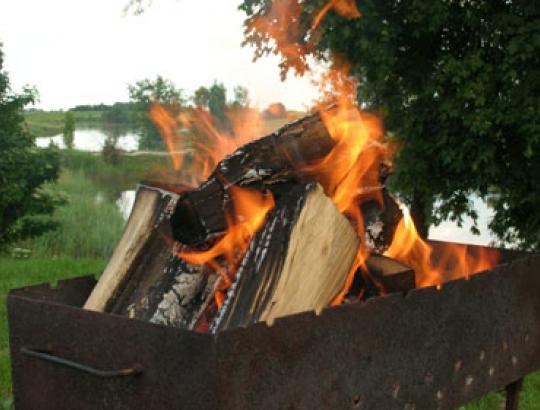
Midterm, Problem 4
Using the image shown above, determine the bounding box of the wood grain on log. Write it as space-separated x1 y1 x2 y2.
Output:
214 182 359 332
84 186 166 312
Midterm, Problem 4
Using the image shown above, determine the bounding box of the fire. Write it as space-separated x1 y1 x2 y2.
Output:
300 67 390 304
150 0 501 314
178 186 275 287
385 210 501 288
151 102 273 302
149 103 263 187
244 0 311 78
312 0 362 30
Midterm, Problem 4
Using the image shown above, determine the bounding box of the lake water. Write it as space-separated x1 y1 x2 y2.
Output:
36 127 140 151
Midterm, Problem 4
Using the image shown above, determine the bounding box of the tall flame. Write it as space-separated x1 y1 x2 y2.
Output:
299 66 390 304
150 103 263 187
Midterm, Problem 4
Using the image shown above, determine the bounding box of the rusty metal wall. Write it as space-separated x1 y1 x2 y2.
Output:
7 252 540 409
8 276 219 410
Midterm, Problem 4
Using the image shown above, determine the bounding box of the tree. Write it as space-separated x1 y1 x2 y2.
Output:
232 85 250 108
0 44 62 249
128 76 185 150
62 111 75 149
239 0 540 249
193 86 210 108
207 81 228 124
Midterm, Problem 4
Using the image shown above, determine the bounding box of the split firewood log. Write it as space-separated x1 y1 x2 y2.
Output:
83 184 221 330
213 182 359 332
83 186 172 312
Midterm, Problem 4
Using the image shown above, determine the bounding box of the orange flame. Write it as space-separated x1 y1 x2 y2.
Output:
244 0 312 78
385 211 500 288
178 186 275 287
150 103 263 187
312 0 362 30
150 1 501 315
298 66 389 304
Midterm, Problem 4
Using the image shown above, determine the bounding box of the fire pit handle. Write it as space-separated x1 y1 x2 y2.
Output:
20 346 144 378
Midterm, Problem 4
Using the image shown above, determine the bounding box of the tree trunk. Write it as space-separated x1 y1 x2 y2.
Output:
410 190 430 239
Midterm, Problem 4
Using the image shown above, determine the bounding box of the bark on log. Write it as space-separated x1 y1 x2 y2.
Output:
84 184 219 331
213 182 359 332
171 110 337 245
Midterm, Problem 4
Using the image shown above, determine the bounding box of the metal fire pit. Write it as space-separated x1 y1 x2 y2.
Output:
7 241 540 410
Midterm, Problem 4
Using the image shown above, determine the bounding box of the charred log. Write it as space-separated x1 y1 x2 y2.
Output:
171 109 400 251
171 110 337 245
84 184 218 331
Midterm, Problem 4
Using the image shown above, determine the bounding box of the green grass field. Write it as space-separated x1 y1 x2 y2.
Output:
19 169 126 258
24 110 105 137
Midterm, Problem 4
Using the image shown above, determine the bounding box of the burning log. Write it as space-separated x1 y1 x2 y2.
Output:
360 254 415 299
171 107 396 247
171 110 334 245
214 182 359 331
83 109 404 333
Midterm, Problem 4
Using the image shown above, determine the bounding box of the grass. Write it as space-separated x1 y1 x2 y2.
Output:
61 150 172 195
0 257 107 404
25 110 105 137
19 169 126 259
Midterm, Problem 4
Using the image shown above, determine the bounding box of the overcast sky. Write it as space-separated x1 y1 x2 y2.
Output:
0 0 318 110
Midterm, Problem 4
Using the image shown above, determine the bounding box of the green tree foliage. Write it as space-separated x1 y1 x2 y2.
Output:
128 76 185 150
191 82 251 133
101 102 138 125
62 112 75 149
193 86 210 108
240 0 540 248
101 127 121 166
207 81 228 124
0 44 62 249
232 85 250 108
